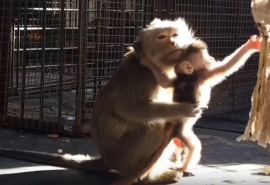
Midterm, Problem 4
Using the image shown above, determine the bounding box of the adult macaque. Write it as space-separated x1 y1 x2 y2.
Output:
0 18 203 185
145 35 262 176
91 18 204 185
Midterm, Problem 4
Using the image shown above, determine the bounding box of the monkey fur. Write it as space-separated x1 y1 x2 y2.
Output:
0 18 203 185
149 36 262 176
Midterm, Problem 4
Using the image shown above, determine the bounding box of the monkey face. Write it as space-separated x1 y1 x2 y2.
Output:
132 18 195 67
153 29 184 60
141 28 193 68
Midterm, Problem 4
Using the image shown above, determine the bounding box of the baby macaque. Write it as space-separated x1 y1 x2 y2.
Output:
144 35 262 176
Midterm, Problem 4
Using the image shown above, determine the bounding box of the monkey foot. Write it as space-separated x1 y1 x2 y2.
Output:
140 170 182 184
183 171 195 177
169 167 195 177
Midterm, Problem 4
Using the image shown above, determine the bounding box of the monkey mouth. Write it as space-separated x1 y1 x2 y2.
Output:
170 49 182 54
166 49 182 58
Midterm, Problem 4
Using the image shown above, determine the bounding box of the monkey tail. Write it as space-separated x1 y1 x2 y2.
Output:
0 147 109 172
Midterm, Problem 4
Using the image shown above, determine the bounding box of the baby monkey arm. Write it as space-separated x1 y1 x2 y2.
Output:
205 35 262 86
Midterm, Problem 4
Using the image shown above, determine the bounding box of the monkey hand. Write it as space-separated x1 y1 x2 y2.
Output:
245 35 262 51
199 105 208 111
184 103 206 117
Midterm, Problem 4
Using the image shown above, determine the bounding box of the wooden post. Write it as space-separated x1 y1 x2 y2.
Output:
0 0 12 123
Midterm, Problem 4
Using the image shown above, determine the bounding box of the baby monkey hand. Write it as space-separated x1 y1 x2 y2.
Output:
245 35 262 51
186 103 207 117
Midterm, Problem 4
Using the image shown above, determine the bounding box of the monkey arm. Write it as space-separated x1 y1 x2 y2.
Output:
205 43 258 86
150 68 175 88
141 58 175 88
114 101 199 123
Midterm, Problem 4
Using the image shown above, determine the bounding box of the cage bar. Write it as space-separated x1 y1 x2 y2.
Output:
0 0 260 136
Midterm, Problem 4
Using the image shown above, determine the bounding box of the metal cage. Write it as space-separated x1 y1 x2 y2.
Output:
0 0 259 136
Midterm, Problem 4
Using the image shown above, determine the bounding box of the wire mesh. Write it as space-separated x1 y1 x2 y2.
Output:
0 0 85 134
0 0 158 135
0 0 260 135
84 0 158 122
174 0 259 117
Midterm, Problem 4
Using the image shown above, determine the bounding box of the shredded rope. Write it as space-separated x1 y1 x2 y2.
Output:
237 35 270 147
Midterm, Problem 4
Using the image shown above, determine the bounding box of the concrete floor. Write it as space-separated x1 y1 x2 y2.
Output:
0 125 270 185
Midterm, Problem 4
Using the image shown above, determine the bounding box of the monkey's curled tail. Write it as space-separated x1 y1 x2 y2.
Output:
0 147 108 172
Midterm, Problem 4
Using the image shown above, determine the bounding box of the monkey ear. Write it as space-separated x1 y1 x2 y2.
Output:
132 40 143 57
179 61 194 74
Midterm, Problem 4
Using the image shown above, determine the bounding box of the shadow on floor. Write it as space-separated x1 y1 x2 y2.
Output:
0 167 117 185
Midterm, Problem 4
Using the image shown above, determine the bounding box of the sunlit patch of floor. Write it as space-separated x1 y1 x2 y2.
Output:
178 164 269 185
0 165 66 175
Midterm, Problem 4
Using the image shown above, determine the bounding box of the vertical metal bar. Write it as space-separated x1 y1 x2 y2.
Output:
81 0 87 118
142 0 147 25
120 1 126 56
0 0 12 120
162 0 168 19
91 0 102 108
167 0 173 19
75 0 84 125
20 0 28 118
135 1 140 31
15 16 19 88
10 26 14 88
152 0 158 18
39 0 46 127
231 1 244 111
157 0 161 18
171 0 176 16
16 2 21 88
96 1 102 46
58 0 65 130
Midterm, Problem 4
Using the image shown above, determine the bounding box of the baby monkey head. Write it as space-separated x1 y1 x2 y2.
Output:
132 18 195 68
175 40 215 75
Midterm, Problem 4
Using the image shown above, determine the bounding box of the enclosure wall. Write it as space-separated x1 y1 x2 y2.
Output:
0 0 259 135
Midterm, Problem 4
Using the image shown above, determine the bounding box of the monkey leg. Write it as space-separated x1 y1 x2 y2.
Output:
180 130 202 175
110 122 176 185
168 139 196 177
138 139 185 184
169 140 186 169
140 169 183 184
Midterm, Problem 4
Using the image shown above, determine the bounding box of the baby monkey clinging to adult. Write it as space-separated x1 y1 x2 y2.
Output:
146 35 262 176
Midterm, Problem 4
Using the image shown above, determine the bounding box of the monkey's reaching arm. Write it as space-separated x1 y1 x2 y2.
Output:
205 35 262 86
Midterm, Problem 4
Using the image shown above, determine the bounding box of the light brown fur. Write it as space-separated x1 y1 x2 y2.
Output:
0 18 200 185
91 18 202 184
147 36 262 176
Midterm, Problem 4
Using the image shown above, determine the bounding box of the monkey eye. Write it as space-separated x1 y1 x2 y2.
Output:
157 35 166 39
173 33 178 37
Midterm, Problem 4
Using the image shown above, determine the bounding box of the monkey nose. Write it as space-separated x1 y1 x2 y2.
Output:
171 41 177 47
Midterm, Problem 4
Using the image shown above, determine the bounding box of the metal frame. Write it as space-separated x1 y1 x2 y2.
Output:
0 0 259 136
